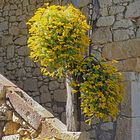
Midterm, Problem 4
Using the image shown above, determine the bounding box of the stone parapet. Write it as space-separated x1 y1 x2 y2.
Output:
0 74 89 140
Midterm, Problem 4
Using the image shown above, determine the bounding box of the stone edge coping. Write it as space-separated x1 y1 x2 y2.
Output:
0 74 88 140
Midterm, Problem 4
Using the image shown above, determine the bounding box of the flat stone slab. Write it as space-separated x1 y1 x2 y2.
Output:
0 74 89 140
6 89 42 130
2 134 20 140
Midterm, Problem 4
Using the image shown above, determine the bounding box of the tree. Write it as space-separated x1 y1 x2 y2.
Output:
27 3 124 131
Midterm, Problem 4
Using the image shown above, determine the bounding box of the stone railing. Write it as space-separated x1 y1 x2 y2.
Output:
0 74 89 140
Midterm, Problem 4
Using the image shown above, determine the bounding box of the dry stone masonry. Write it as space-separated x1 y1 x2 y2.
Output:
0 74 88 140
0 0 67 127
91 0 140 140
0 0 140 140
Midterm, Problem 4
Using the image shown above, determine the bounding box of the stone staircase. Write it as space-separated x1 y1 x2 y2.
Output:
0 74 88 140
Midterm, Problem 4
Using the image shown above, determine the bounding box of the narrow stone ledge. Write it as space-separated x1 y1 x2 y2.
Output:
2 134 20 140
97 16 115 27
38 119 89 140
6 89 43 130
102 38 140 60
0 74 89 140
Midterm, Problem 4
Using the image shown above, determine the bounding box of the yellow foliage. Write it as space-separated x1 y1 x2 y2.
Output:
27 3 89 77
27 3 124 124
70 55 124 123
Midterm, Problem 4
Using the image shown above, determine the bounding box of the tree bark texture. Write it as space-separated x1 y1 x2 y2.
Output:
66 78 77 131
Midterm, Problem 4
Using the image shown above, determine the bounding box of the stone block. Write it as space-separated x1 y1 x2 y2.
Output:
0 17 4 22
100 7 108 16
98 132 112 140
2 36 13 46
102 39 140 60
115 116 131 140
104 45 122 59
24 78 37 91
3 121 20 135
113 19 134 29
108 58 135 72
17 68 26 78
2 134 20 140
92 27 112 44
101 122 114 131
7 63 17 70
122 72 140 82
16 9 22 16
116 13 123 20
113 29 129 42
125 1 140 19
5 110 13 121
32 68 40 76
0 0 4 9
49 81 60 91
24 57 34 67
29 0 36 4
6 89 42 130
78 0 89 8
120 58 140 72
27 5 35 12
14 36 27 45
54 89 66 102
40 85 51 103
7 45 15 59
9 16 16 22
60 83 65 89
17 47 29 56
52 104 64 113
10 4 17 10
99 0 112 8
9 26 19 36
131 81 140 117
121 81 131 117
3 4 10 10
0 21 8 31
109 5 125 15
23 0 29 6
97 16 115 27
38 118 89 140
132 118 140 140
9 10 16 16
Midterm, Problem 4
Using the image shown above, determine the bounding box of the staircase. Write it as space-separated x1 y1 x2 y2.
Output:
0 74 88 140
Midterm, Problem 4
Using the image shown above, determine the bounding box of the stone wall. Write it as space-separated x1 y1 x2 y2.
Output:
90 0 140 140
0 0 140 140
0 0 67 125
0 74 88 140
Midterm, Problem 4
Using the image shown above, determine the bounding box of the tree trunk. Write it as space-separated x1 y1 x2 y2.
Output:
75 91 81 131
66 77 82 131
66 78 77 131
